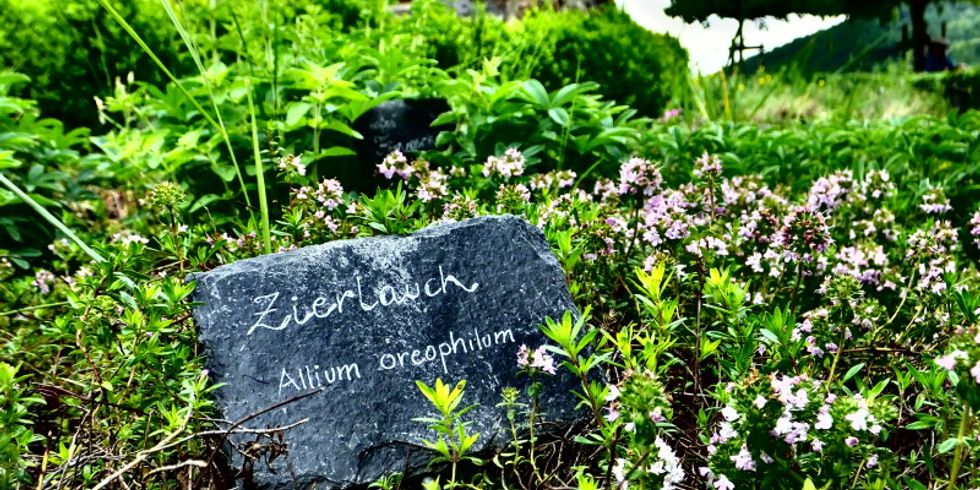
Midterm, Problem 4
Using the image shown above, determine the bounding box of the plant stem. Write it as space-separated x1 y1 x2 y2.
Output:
0 173 104 263
0 301 72 317
824 329 848 393
246 81 272 254
948 405 972 490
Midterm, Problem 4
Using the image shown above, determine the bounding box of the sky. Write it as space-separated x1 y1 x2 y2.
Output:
616 0 846 74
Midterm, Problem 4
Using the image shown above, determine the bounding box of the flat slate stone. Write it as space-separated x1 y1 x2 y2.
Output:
191 215 581 488
352 98 450 168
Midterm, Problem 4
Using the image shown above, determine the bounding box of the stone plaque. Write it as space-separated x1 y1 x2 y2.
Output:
352 98 450 167
191 215 580 488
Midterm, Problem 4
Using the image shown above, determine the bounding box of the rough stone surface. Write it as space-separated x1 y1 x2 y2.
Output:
352 98 450 167
191 215 580 489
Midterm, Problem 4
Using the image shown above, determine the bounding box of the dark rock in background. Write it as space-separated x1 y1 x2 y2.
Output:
352 98 450 169
191 215 581 489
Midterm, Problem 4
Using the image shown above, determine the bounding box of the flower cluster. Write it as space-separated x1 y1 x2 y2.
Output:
0 257 13 282
33 269 56 295
529 170 576 191
111 230 150 246
495 184 531 212
935 325 980 409
617 156 662 196
276 154 306 176
919 188 952 214
773 205 833 262
516 344 556 375
377 149 413 180
442 193 478 221
694 151 722 178
906 220 959 295
970 208 980 248
605 370 681 490
703 371 891 489
482 148 526 179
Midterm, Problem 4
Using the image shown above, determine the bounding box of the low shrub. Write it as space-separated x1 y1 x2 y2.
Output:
515 7 689 118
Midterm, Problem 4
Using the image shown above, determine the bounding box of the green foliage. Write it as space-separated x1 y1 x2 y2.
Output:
517 7 689 117
5 0 980 488
0 0 194 128
0 71 112 266
0 362 44 487
414 378 482 487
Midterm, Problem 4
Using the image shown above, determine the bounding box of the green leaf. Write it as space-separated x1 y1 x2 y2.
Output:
521 80 550 108
937 437 960 454
286 102 312 127
548 107 570 126
842 363 866 382
0 150 20 169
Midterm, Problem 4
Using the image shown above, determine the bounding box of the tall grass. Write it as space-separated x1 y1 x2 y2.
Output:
96 0 252 208
684 63 951 124
245 80 271 255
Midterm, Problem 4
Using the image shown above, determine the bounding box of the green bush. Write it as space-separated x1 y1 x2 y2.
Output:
944 68 980 111
514 7 689 117
910 68 980 112
394 0 509 71
0 0 194 128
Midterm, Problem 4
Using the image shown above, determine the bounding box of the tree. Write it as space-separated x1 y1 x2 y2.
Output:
665 0 976 72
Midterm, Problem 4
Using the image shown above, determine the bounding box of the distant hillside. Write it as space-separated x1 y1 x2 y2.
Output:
743 2 980 74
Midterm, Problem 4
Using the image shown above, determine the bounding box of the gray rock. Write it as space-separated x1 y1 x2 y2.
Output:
191 215 581 489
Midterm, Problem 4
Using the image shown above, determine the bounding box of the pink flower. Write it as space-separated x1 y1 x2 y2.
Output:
730 444 756 471
378 150 410 180
936 353 958 370
605 405 620 422
516 345 529 368
971 361 980 384
483 148 525 178
649 407 666 423
530 346 557 375
866 454 879 468
845 436 859 447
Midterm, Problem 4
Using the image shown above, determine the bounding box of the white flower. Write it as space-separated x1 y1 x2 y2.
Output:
612 458 629 488
605 384 621 402
935 353 960 370
845 407 870 432
811 438 824 451
814 406 833 430
721 405 740 422
714 473 734 490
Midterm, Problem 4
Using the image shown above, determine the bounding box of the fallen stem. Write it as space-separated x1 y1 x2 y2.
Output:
0 173 104 263
0 301 71 317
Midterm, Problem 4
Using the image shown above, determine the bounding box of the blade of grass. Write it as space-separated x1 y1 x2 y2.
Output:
0 173 104 263
245 80 271 254
95 0 251 208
